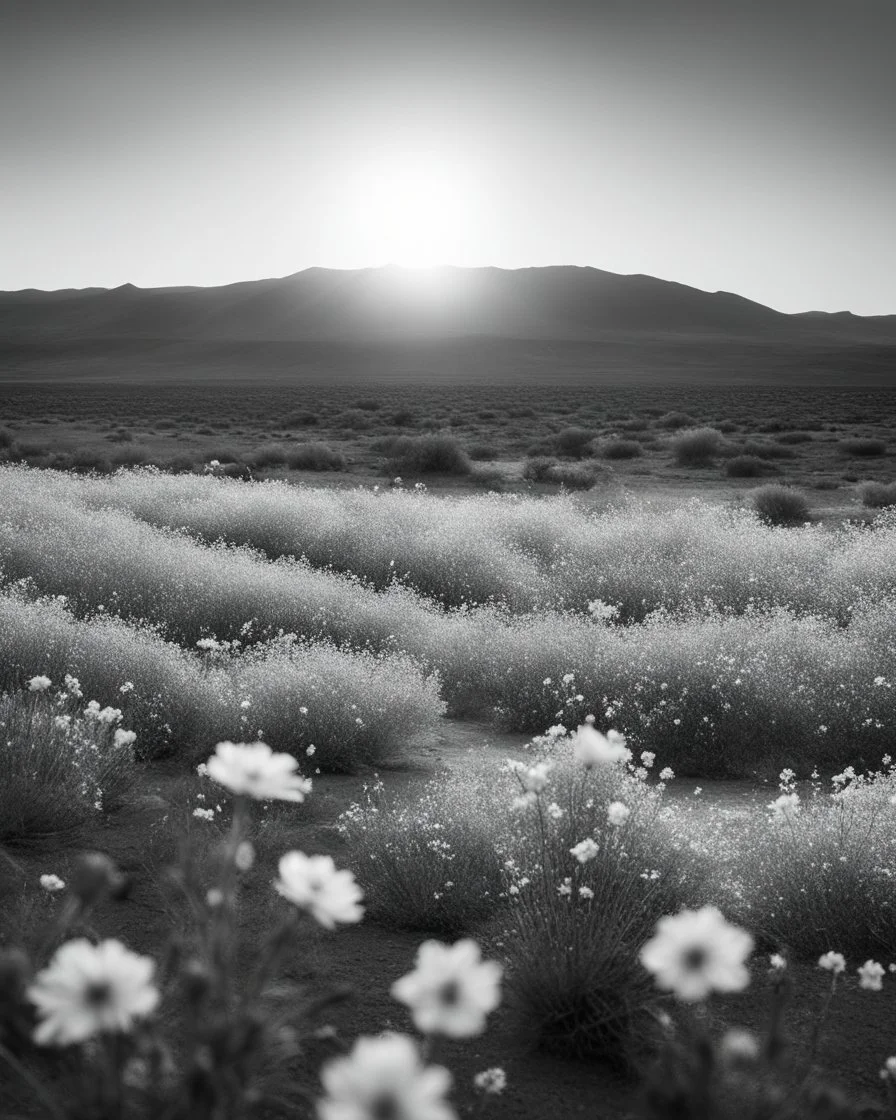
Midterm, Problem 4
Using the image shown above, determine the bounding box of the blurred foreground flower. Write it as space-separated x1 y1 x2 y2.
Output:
318 1033 455 1120
640 906 753 1002
28 938 158 1046
818 951 846 975
39 874 65 893
207 741 312 801
473 1067 507 1094
571 725 631 768
275 851 364 929
858 960 885 991
391 939 502 1038
27 676 52 692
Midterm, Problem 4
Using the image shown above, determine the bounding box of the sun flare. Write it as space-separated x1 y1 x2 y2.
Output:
358 155 478 268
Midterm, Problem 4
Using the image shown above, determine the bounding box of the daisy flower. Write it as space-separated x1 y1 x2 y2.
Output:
391 939 502 1038
206 741 312 802
275 852 364 929
639 906 753 1002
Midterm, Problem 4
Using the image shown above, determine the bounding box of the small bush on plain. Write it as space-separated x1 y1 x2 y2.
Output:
840 437 887 457
861 481 896 508
672 428 725 467
385 434 471 475
752 485 810 526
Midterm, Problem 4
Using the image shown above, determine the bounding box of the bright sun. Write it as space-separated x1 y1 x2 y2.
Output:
359 155 477 268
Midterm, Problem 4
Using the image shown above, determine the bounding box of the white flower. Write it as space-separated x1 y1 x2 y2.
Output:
578 886 594 900
206 741 312 801
818 951 846 975
195 762 209 778
318 1034 454 1120
521 763 551 793
235 841 255 872
768 793 800 820
769 953 787 971
640 751 656 768
858 960 885 991
275 852 363 929
607 801 630 827
391 939 502 1038
28 939 159 1046
881 1056 896 1081
113 729 137 749
659 767 675 781
193 808 215 821
27 676 52 692
639 906 753 1002
546 801 564 819
570 838 599 863
473 1067 507 1094
571 725 631 768
40 874 65 893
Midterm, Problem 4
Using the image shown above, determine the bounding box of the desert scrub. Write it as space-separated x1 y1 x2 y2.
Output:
840 437 887 457
731 759 896 958
338 766 507 934
752 484 810 526
284 442 346 471
861 481 896 509
202 635 445 772
384 433 471 475
0 589 441 771
672 427 725 466
500 729 708 1062
22 468 896 623
0 685 137 848
725 454 775 478
598 439 642 460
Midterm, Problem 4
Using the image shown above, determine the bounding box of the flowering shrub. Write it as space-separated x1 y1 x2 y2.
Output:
732 760 896 957
0 685 137 847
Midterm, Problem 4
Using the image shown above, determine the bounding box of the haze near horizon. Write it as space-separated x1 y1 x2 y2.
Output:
2 0 894 315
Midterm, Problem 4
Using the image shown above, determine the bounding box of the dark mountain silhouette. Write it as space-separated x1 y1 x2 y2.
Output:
1 266 894 384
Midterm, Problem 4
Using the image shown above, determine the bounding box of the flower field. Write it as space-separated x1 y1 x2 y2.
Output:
3 462 896 1118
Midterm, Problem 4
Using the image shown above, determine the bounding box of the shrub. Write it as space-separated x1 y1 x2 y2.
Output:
70 448 114 474
752 485 810 526
469 466 507 490
733 764 896 957
861 481 896 509
599 439 642 460
522 456 559 482
725 455 775 478
0 427 13 448
337 768 506 935
840 437 887 457
389 407 415 426
672 427 724 467
350 398 381 412
554 427 594 459
0 688 137 848
285 443 346 471
655 411 697 429
543 464 597 490
248 444 288 468
385 434 471 475
502 734 708 1061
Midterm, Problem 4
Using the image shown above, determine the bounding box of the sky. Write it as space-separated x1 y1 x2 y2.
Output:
1 0 895 314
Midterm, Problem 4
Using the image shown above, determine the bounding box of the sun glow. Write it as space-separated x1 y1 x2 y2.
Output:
356 155 481 268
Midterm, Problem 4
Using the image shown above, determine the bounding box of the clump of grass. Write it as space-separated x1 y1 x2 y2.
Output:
672 427 725 467
752 485 810 526
337 766 507 935
543 464 598 490
0 687 137 849
282 410 319 427
285 443 346 471
840 437 887 457
553 427 594 459
774 431 813 444
248 444 288 468
655 411 697 430
599 439 642 460
385 434 472 475
860 481 896 509
503 735 709 1062
740 440 796 460
725 455 776 478
732 763 896 957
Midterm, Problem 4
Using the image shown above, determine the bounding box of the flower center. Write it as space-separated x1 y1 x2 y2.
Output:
370 1093 399 1120
682 946 708 972
438 979 461 1006
83 981 112 1008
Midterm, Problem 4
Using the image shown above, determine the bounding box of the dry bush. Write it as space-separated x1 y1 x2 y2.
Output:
752 485 810 526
